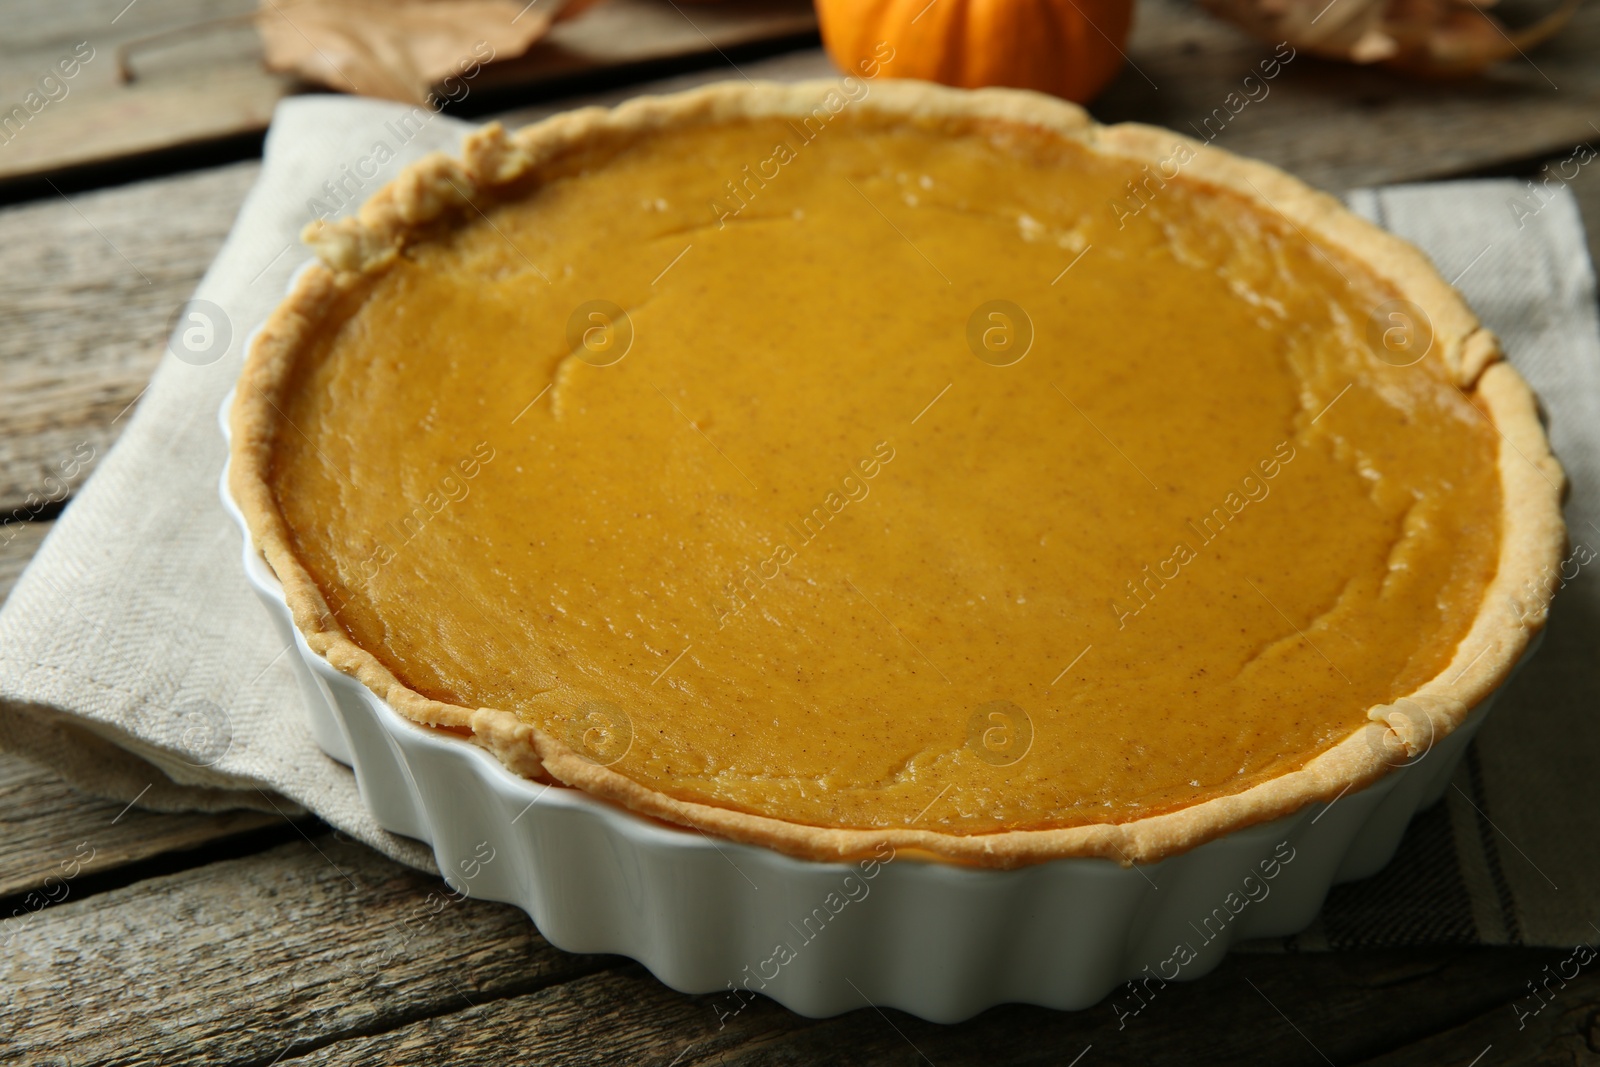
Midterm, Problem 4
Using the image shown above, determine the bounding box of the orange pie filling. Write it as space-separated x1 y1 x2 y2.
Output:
266 115 1502 836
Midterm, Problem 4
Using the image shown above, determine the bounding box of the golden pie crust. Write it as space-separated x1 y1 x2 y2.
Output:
230 80 1566 869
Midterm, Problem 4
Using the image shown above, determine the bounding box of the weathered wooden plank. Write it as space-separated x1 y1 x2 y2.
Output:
0 749 279 901
0 0 252 57
700 951 1568 1066
4 775 1558 1065
0 0 817 186
0 159 258 515
290 944 1567 1066
1353 944 1600 1064
297 965 811 1067
0 0 288 187
492 43 838 129
1097 0 1600 193
0 836 614 1065
472 0 818 95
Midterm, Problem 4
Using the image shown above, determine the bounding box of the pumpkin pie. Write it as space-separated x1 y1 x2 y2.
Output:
229 80 1565 868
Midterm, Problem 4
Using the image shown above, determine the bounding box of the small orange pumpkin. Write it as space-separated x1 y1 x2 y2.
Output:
815 0 1136 105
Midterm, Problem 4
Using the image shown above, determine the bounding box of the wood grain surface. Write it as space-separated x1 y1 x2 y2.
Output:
0 823 1577 1066
0 825 1575 1065
3 2 1599 1063
0 160 258 516
1361 952 1600 1065
0 837 614 1065
293 946 1578 1066
0 750 277 900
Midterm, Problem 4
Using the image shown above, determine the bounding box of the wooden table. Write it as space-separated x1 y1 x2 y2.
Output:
4 1 1600 1062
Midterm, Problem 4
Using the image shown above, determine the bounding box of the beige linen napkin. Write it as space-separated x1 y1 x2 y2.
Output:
1 94 1595 945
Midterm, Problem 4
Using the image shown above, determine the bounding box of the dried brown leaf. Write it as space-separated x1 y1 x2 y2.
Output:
256 0 599 104
1200 0 1575 76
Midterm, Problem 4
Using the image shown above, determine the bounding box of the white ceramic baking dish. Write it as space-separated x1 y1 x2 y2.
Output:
219 376 1504 1023
223 249 1517 1018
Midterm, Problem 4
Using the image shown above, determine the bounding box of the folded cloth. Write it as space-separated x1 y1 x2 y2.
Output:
1 94 1595 946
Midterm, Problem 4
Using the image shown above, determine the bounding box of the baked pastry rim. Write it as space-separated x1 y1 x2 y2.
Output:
228 78 1566 869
